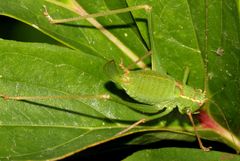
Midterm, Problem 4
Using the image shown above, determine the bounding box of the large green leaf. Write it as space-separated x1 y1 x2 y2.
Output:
0 0 149 67
0 40 202 160
127 0 240 152
0 39 154 160
0 0 239 160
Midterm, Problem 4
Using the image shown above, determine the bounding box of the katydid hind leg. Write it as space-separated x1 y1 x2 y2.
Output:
115 107 173 136
43 5 151 24
115 119 146 136
44 3 154 69
127 51 152 70
0 94 110 101
118 50 152 73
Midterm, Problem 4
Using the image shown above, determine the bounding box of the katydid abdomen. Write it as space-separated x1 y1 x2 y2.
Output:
121 70 176 105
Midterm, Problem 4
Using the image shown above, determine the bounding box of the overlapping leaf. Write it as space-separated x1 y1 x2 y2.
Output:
0 0 239 160
127 0 240 152
0 39 153 160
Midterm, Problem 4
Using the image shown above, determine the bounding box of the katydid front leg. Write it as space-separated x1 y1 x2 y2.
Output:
187 112 211 151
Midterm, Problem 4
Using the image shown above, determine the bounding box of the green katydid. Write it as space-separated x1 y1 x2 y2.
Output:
103 59 210 151
1 3 214 151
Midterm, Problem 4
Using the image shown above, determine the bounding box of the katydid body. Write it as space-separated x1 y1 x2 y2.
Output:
105 60 206 116
104 60 210 151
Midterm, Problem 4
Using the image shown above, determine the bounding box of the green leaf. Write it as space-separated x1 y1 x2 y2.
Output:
0 0 149 67
124 148 240 161
0 39 154 160
0 40 206 160
0 0 240 160
127 0 240 152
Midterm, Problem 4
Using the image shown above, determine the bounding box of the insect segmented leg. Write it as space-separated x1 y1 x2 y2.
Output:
187 112 211 151
114 107 174 136
43 5 54 23
115 119 146 136
182 67 210 151
119 59 130 76
127 51 152 70
118 51 151 84
0 94 110 101
119 50 152 77
43 4 153 69
43 5 151 24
